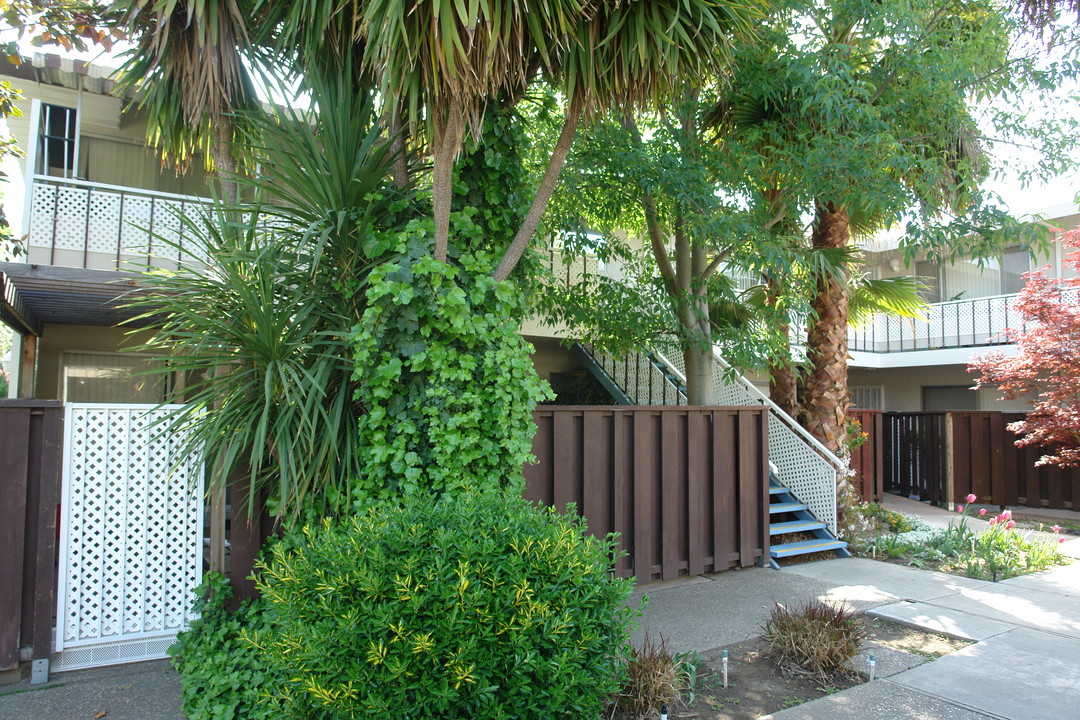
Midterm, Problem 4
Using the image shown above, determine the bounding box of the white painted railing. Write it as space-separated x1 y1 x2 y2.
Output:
26 175 211 272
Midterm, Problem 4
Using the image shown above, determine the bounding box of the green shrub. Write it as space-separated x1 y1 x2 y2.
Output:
168 572 285 720
859 502 916 534
256 490 635 719
762 600 865 680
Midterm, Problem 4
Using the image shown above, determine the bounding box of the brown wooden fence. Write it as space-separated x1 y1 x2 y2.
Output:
883 412 948 505
881 411 1080 510
949 412 1080 509
525 406 770 584
849 410 884 502
0 400 63 671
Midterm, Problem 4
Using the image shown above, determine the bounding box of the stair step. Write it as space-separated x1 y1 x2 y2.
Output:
769 520 827 536
768 485 788 495
769 502 808 514
770 539 848 558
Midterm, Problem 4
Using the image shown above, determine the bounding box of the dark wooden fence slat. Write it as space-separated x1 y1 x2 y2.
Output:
553 412 578 512
0 409 31 670
659 412 681 581
613 413 632 578
522 412 551 505
686 411 706 576
738 410 757 568
526 406 768 584
714 411 738 569
581 411 609 539
633 411 656 583
0 401 63 668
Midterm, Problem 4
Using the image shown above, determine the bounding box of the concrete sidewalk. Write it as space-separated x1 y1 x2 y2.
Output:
0 659 182 720
631 489 1080 720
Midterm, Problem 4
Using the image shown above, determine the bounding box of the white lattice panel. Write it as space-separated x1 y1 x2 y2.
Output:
53 187 90 251
86 190 124 254
56 404 204 671
120 195 153 257
28 183 57 250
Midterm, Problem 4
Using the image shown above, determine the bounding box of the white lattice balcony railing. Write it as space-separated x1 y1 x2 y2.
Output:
846 291 1072 353
25 175 212 272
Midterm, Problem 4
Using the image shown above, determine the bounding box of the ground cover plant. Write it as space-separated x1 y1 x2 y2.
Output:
167 573 284 720
850 495 1069 580
254 490 635 719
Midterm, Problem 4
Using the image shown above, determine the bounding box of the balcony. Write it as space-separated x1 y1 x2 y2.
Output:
24 175 211 272
848 293 1032 353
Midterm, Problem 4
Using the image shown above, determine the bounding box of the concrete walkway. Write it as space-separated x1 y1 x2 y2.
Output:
634 498 1080 720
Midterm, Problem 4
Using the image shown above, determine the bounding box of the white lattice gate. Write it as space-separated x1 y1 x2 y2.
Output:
54 404 204 671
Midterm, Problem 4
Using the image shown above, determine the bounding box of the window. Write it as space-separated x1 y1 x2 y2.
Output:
851 385 884 410
37 103 79 178
62 352 167 404
922 385 978 411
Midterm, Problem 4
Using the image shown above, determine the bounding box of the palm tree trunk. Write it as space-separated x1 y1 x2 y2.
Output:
433 101 463 263
211 118 238 205
388 105 409 190
493 91 584 282
803 200 851 456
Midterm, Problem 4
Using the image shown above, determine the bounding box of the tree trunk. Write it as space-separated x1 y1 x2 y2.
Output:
765 277 799 416
433 101 463 264
493 91 584 282
211 117 238 205
802 201 851 456
684 340 715 405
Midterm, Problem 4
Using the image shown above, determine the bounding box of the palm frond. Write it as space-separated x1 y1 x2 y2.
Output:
849 275 927 326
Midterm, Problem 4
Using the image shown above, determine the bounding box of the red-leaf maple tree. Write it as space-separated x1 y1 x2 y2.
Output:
971 228 1080 467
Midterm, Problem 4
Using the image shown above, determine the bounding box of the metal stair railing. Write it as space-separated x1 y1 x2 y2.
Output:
579 344 686 406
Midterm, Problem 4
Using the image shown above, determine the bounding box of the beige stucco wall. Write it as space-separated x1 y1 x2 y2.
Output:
527 337 578 381
33 323 154 400
848 364 1033 412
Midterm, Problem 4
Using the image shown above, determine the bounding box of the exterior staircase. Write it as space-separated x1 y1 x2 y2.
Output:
768 473 849 569
577 342 850 567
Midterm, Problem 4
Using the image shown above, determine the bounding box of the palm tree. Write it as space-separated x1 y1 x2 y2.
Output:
707 0 1008 454
113 0 257 203
264 0 762 272
128 78 400 523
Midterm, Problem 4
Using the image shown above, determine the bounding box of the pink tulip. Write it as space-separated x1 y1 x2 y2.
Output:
1005 520 1016 530
966 493 977 504
989 518 997 526
1001 509 1012 520
1052 525 1062 533
1060 537 1067 544
957 505 965 513
979 509 987 516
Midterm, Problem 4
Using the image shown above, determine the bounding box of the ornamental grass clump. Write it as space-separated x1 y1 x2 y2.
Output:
255 490 635 719
762 600 865 680
608 634 689 720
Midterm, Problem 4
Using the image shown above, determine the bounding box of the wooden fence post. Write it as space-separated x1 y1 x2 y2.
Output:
944 413 955 510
